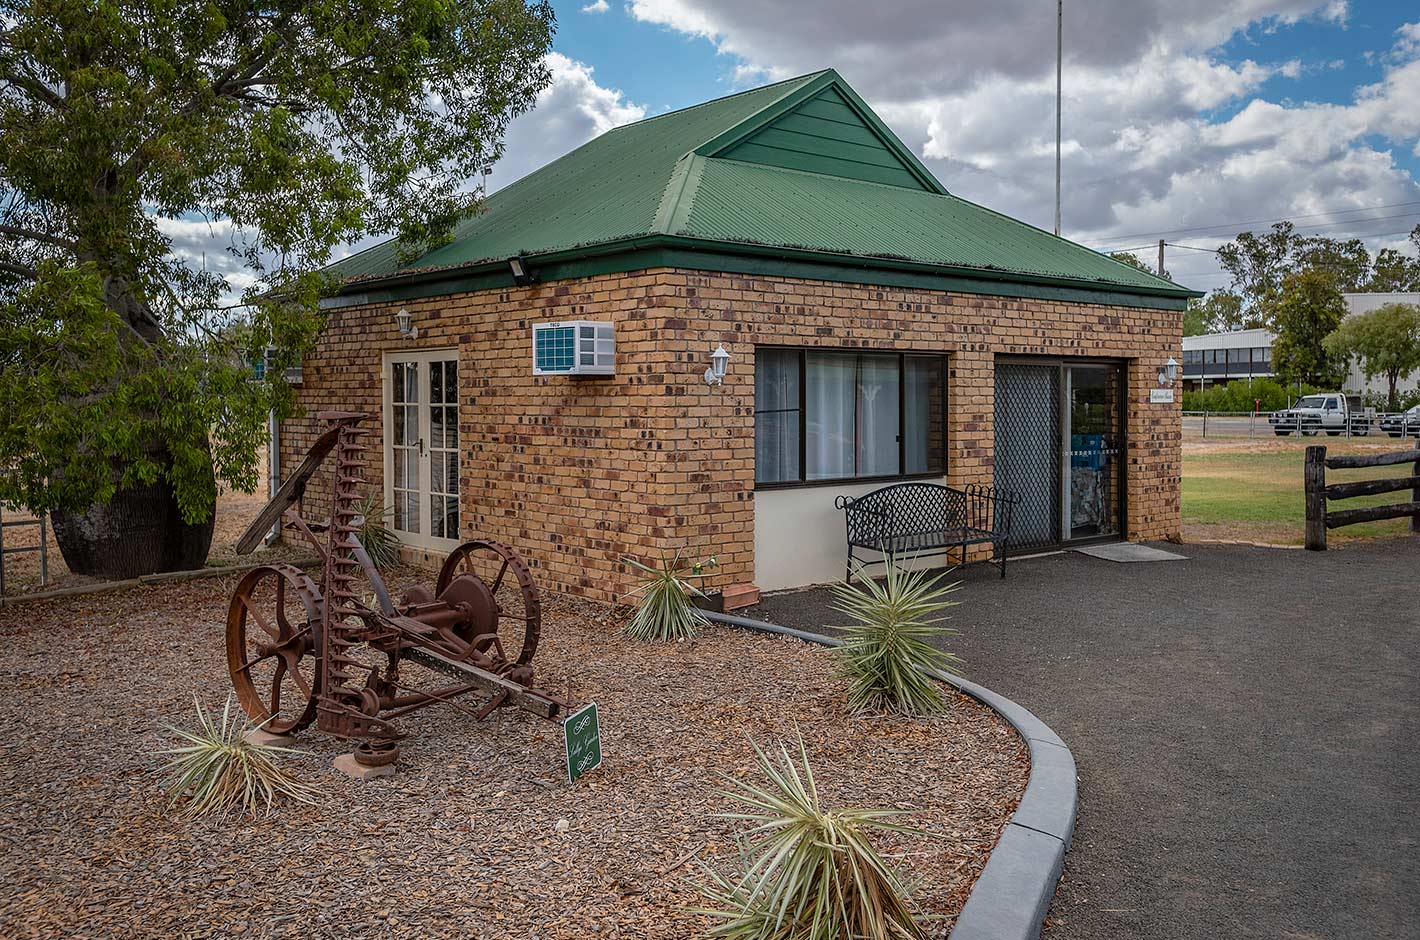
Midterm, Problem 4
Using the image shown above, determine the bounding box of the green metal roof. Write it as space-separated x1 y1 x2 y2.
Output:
329 70 1193 301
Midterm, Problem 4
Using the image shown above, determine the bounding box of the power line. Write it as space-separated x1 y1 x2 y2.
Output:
1085 198 1420 246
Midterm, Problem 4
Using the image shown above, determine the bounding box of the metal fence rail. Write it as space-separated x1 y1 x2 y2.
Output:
1184 410 1420 441
0 507 49 596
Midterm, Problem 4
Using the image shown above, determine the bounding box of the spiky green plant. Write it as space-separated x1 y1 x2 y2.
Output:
161 696 318 819
621 551 717 641
831 560 963 716
692 734 929 940
356 493 400 570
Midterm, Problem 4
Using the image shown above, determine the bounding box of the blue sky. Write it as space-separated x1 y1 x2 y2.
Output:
477 1 1416 295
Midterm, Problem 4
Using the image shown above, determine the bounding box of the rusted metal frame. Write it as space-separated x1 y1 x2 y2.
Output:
282 508 329 563
402 646 564 720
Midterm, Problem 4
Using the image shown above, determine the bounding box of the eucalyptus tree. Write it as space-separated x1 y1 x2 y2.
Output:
0 1 554 573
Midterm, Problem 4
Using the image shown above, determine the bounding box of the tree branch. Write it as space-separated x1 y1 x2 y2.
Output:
0 59 65 110
0 259 38 279
0 223 76 251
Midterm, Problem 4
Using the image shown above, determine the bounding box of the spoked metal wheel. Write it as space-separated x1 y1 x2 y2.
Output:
435 539 541 667
226 564 323 734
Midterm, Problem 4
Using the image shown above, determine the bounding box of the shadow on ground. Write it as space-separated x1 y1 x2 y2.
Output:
742 539 1420 940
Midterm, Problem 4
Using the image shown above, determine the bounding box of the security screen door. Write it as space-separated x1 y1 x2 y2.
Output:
994 363 1061 551
384 351 460 549
995 358 1124 552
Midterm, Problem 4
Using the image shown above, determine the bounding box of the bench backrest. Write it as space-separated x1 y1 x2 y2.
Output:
837 482 1015 546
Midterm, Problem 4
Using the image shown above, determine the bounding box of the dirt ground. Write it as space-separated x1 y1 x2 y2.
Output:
0 572 1026 939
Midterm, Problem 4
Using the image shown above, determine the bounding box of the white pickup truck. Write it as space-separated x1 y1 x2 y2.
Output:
1269 393 1371 436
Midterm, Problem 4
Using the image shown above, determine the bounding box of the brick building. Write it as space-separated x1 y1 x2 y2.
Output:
282 70 1196 600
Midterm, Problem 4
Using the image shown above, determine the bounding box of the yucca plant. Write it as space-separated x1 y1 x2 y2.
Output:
161 695 318 819
693 734 929 940
356 493 400 570
621 551 717 641
832 559 963 716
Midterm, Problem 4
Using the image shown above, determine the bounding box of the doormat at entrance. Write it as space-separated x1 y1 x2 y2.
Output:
1073 543 1189 563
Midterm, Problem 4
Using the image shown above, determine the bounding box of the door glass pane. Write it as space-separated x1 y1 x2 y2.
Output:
1066 365 1122 540
806 352 855 481
905 357 945 474
857 354 900 477
425 358 458 541
754 349 801 483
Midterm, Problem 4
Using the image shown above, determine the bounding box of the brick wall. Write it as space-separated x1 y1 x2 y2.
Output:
283 267 1181 600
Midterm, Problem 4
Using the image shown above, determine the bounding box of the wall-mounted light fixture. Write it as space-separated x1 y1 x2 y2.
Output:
394 307 418 340
704 345 731 386
508 255 535 286
1158 356 1179 386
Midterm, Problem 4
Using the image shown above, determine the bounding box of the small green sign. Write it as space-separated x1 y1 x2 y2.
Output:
563 702 602 783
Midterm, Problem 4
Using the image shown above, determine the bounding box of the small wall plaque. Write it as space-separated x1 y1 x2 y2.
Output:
1150 388 1175 404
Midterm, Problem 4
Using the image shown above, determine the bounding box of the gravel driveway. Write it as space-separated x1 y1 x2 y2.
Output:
742 539 1420 940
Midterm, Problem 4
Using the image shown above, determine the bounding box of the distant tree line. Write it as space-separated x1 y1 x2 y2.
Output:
1139 221 1420 407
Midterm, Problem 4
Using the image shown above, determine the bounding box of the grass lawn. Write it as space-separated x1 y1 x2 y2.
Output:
1182 440 1419 545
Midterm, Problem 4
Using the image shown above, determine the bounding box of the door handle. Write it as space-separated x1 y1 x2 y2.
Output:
419 437 426 456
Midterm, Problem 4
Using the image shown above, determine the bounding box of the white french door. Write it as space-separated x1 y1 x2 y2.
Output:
383 350 460 550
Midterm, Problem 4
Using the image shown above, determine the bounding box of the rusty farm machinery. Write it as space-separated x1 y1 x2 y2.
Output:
228 412 572 770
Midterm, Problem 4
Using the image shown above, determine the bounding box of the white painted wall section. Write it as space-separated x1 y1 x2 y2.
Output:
754 477 949 591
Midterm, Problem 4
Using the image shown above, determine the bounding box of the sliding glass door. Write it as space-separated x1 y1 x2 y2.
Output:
1064 365 1123 541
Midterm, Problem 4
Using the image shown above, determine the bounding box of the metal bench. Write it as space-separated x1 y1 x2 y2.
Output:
835 482 1017 580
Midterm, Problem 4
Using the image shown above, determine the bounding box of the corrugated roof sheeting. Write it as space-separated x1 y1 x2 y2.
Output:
680 159 1167 289
324 69 1188 298
326 73 823 279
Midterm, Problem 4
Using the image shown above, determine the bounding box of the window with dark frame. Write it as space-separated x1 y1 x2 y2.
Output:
754 348 947 486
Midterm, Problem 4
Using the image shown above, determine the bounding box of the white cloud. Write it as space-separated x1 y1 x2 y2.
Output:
485 53 646 192
581 0 610 13
626 2 1420 290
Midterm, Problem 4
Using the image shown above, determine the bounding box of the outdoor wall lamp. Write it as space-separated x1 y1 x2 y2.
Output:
1158 356 1179 386
508 254 535 286
704 345 731 386
394 307 418 340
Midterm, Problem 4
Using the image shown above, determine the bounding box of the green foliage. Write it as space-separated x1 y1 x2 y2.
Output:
1270 269 1349 388
831 561 963 716
356 493 400 570
0 1 556 521
162 695 317 819
1324 303 1420 411
1368 240 1420 292
621 552 718 642
1359 387 1420 413
693 734 928 940
1185 290 1246 335
1181 378 1323 413
1211 223 1420 330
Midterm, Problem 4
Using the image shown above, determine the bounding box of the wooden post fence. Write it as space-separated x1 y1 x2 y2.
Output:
1303 445 1420 550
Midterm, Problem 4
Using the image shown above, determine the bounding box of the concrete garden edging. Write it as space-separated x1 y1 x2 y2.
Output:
702 610 1076 940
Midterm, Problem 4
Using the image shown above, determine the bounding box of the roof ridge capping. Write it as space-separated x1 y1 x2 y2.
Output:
612 69 831 133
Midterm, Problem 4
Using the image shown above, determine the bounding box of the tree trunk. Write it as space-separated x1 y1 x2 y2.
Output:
51 446 216 580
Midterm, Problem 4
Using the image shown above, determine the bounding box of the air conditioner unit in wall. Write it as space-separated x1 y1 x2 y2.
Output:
532 321 615 376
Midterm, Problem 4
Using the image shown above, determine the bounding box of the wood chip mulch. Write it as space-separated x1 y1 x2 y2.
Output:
0 573 1028 939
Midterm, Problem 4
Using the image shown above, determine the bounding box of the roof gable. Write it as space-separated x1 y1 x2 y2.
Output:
704 83 940 192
